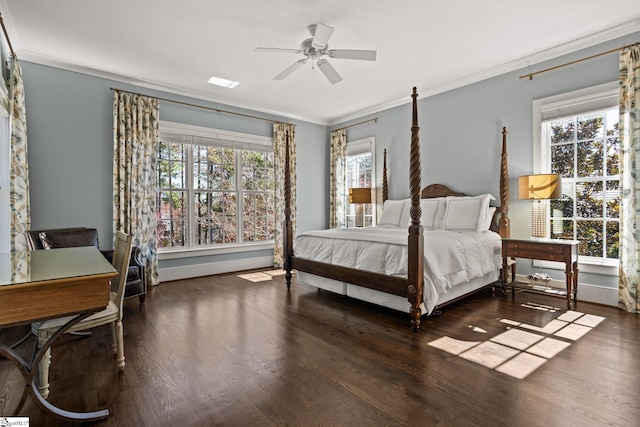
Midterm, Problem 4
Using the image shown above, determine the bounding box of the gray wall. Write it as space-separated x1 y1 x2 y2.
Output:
22 62 328 275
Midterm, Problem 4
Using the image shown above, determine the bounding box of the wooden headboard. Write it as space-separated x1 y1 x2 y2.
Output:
420 183 464 199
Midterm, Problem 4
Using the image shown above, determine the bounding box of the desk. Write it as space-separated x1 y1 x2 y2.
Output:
502 238 579 309
0 246 117 422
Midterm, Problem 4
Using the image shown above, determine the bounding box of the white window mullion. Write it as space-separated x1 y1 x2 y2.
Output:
186 143 195 247
236 149 243 244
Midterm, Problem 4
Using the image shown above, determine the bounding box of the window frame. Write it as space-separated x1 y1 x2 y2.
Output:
345 137 376 227
532 81 619 276
157 121 274 258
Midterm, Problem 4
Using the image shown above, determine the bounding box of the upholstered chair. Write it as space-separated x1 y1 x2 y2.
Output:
26 227 146 303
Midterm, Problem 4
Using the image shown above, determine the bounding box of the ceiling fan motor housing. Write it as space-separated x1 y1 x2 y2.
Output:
301 38 327 59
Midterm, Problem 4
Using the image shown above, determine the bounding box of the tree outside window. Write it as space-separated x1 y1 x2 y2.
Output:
156 125 274 249
547 107 619 259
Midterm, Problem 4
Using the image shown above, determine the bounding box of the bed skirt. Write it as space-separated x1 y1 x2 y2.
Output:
295 270 500 316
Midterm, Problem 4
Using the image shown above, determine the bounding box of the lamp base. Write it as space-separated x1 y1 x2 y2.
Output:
531 201 546 238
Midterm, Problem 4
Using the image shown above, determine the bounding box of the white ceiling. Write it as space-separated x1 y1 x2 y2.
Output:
1 0 639 125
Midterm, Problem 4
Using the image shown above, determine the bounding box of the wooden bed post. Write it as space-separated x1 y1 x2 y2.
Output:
407 87 424 331
284 130 293 289
499 127 510 238
382 148 388 203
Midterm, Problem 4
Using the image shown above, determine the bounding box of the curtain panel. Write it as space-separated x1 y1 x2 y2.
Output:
329 128 347 229
618 45 640 314
273 122 296 268
9 58 30 254
113 92 160 286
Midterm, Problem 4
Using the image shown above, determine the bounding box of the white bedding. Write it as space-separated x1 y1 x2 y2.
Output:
293 225 502 314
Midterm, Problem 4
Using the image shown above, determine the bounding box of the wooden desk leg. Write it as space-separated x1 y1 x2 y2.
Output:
572 261 579 305
502 257 514 295
502 257 508 286
510 258 517 296
564 261 573 309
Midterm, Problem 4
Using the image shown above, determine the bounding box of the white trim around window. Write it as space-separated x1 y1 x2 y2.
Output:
158 121 274 257
347 137 377 225
532 81 619 276
161 121 272 151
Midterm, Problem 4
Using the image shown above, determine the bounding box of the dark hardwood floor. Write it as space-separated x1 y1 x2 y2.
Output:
1 270 639 426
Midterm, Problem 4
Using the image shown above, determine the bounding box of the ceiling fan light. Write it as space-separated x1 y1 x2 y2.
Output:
207 76 239 88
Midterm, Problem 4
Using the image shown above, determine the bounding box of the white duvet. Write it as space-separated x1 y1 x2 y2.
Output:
293 225 502 298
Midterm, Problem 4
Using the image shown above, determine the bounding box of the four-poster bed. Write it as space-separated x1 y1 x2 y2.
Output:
283 87 510 330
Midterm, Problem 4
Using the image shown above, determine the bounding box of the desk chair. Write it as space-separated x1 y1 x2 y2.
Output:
31 231 133 399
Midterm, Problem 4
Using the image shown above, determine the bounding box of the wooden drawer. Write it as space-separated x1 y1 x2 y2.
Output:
504 241 567 262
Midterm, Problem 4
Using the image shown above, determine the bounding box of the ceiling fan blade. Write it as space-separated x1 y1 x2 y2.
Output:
274 59 307 80
255 47 302 54
311 23 334 49
328 49 377 61
317 59 342 85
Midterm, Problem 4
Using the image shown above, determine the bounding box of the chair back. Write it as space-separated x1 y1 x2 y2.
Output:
111 231 133 320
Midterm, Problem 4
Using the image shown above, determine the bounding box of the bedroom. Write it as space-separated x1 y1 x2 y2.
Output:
0 0 639 424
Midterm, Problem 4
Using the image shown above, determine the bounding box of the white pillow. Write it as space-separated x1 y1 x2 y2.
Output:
442 194 495 231
485 206 497 230
418 198 446 229
399 199 411 225
378 199 409 227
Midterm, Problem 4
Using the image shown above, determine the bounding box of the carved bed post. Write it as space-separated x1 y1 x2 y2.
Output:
407 87 424 331
499 127 510 238
382 148 388 203
283 130 293 289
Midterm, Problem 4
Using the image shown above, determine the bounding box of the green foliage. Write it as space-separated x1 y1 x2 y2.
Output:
548 108 619 259
346 153 372 187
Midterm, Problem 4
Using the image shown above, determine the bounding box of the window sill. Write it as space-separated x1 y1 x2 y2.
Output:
534 257 618 276
158 241 274 260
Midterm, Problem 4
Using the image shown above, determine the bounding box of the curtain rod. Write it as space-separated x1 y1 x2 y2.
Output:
110 87 290 125
335 117 378 131
0 13 16 58
519 41 639 80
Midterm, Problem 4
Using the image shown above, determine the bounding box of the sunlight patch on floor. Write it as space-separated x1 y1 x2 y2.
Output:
237 269 286 282
428 310 606 380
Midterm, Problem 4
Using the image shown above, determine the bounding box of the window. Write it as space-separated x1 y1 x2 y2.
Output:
346 137 375 227
156 122 274 251
534 82 619 273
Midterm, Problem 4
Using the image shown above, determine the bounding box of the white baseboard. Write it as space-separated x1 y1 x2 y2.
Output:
515 274 618 307
159 256 274 282
159 264 619 307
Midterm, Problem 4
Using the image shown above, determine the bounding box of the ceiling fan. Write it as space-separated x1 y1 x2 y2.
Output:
254 23 377 85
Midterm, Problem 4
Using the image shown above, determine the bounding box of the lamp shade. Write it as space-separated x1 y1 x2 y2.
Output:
518 174 562 200
349 188 371 204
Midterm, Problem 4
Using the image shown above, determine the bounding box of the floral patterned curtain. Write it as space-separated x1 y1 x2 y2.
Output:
113 91 160 286
9 58 30 253
618 45 640 314
273 122 296 268
329 128 347 228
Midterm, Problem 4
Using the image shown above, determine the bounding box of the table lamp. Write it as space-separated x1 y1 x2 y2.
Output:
518 174 562 238
349 188 372 227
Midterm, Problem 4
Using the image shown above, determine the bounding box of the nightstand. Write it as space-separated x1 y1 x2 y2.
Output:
502 238 579 309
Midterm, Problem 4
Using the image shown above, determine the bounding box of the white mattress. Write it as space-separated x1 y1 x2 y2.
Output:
293 226 502 315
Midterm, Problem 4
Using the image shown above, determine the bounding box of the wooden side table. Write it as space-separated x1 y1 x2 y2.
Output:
501 238 579 309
